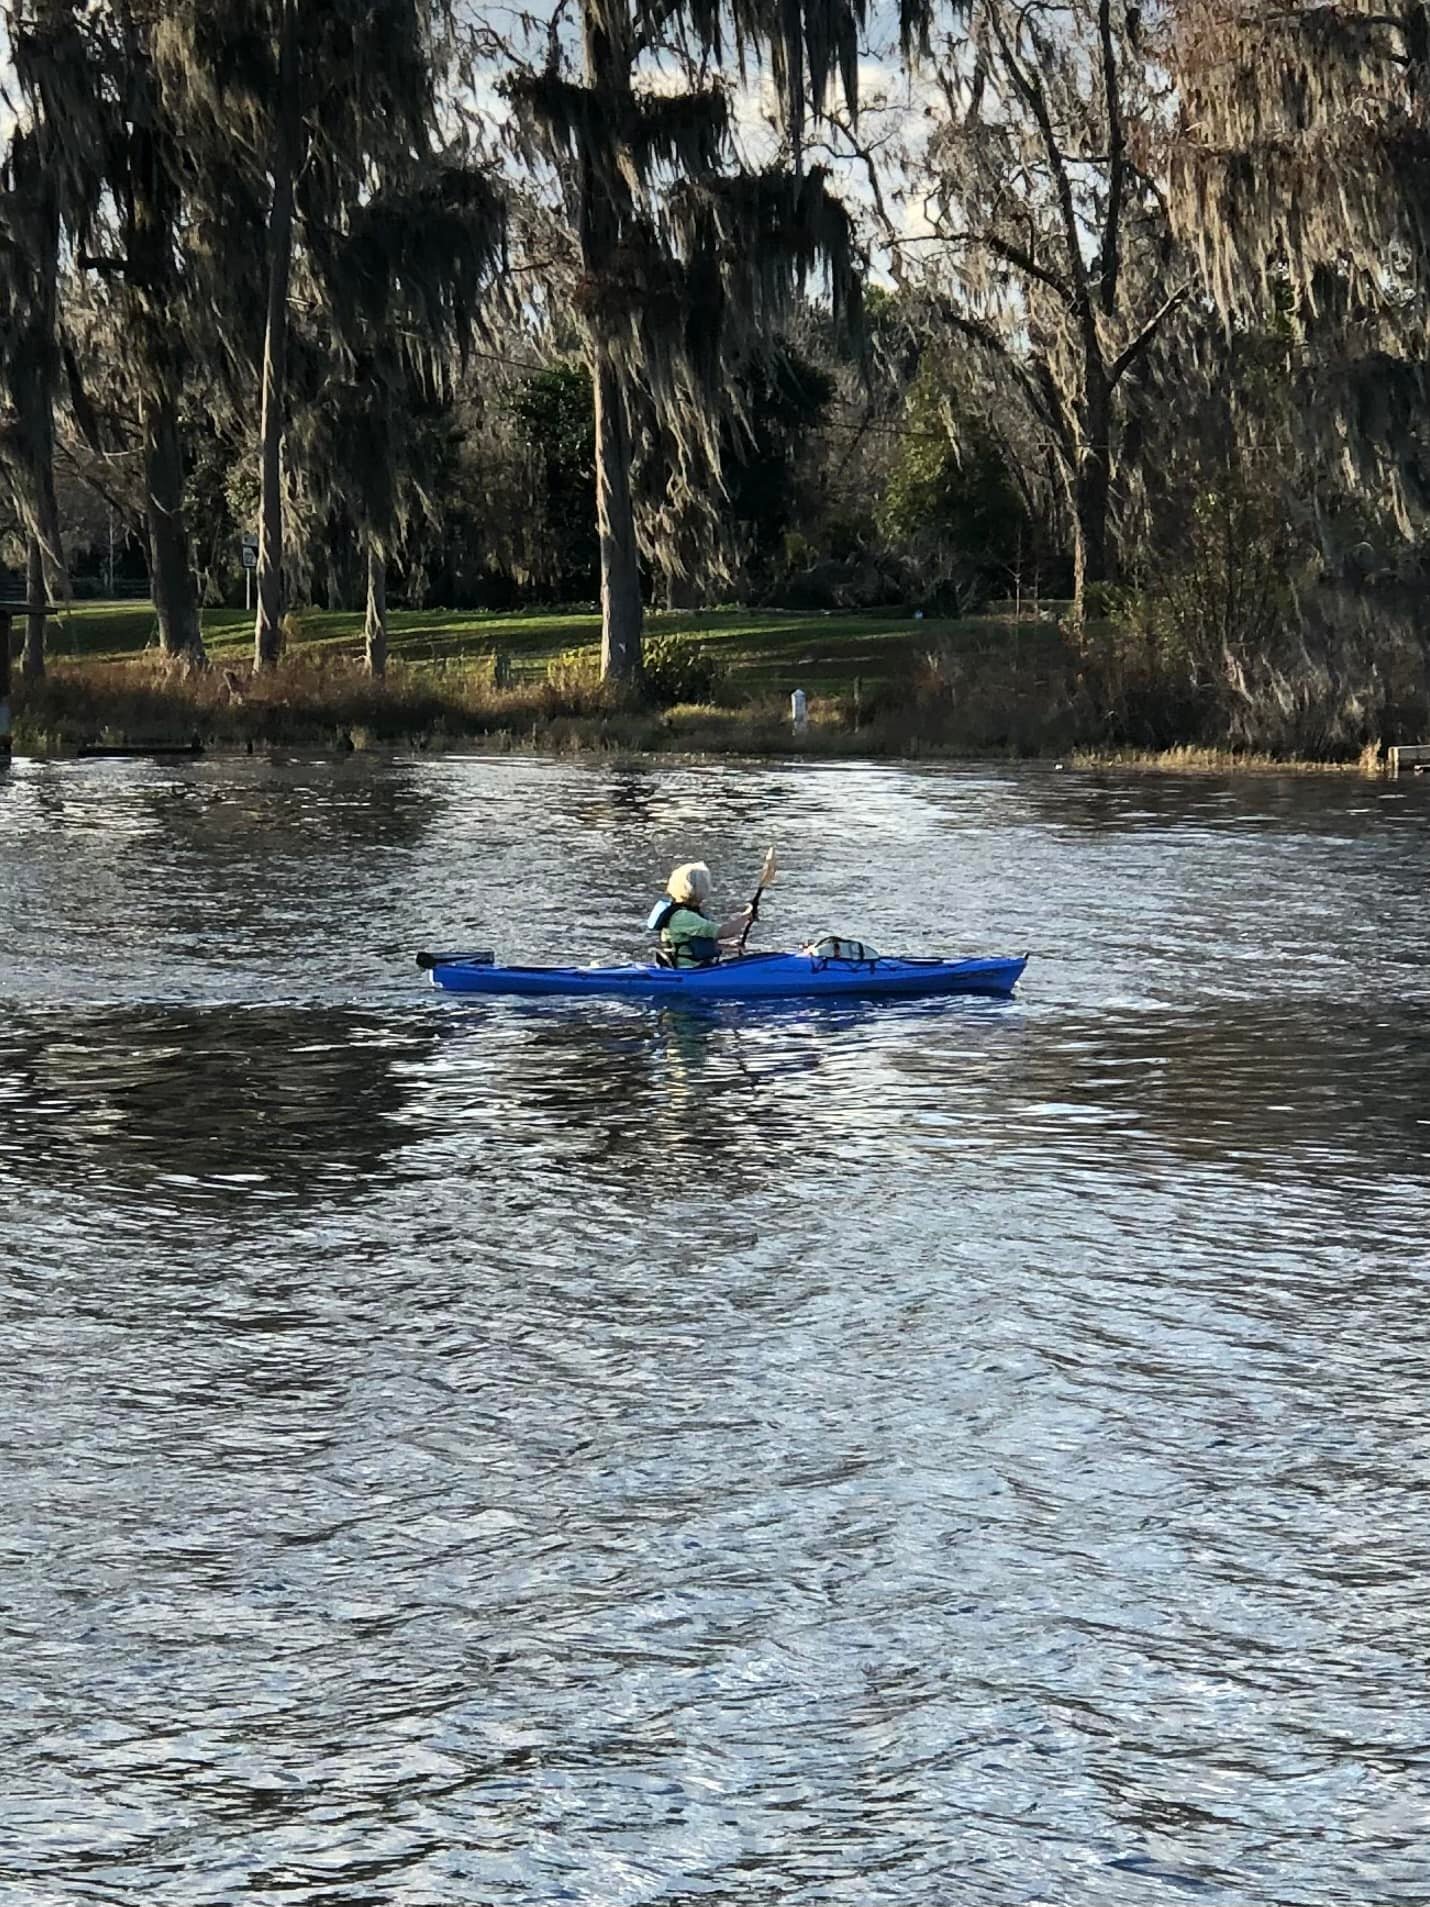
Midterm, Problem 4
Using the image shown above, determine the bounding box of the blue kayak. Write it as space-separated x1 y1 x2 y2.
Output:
419 949 1028 1001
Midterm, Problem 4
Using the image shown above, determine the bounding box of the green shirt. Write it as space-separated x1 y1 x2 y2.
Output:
662 904 720 967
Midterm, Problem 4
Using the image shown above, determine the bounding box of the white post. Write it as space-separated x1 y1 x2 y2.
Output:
791 688 808 734
242 534 258 613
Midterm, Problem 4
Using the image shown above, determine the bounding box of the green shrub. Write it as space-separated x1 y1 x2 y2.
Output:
1080 580 1119 621
544 646 599 694
1090 480 1311 748
540 644 604 716
641 631 723 706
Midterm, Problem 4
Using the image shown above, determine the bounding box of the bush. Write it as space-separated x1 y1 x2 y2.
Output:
641 631 724 706
540 645 605 716
775 555 907 612
1089 480 1316 749
544 646 598 693
1080 580 1119 621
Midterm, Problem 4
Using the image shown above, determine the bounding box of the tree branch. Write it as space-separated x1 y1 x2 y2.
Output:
1107 281 1190 386
1097 0 1126 317
632 0 683 60
77 252 131 278
987 0 1100 365
939 302 1076 454
55 436 143 527
61 337 107 453
808 124 901 260
967 229 1077 304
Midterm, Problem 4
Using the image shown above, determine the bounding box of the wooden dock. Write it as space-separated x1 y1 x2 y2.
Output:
1388 744 1430 776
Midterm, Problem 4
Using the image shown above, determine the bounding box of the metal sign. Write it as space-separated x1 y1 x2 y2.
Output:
240 533 259 609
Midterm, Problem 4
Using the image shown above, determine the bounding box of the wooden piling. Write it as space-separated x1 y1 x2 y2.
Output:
1388 744 1430 776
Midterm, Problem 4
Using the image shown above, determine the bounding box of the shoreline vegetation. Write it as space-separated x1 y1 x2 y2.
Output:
5 601 1413 777
4 0 1430 810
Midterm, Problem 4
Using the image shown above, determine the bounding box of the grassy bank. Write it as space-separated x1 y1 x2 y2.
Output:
7 600 1409 771
19 600 972 690
12 600 1077 759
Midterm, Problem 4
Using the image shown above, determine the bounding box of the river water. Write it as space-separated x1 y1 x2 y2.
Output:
1 752 1427 1907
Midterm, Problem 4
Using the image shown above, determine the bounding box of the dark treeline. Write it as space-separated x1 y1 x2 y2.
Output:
2 0 1429 753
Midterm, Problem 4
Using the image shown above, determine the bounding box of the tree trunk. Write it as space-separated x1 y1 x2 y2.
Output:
22 536 46 680
254 0 299 671
1072 466 1110 621
364 542 388 678
144 391 204 662
0 610 12 761
1072 383 1113 621
1077 457 1111 583
10 153 63 685
581 2 642 688
593 347 643 684
126 109 201 661
19 395 68 683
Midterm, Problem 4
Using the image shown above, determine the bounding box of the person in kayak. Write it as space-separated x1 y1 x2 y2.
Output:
647 862 753 967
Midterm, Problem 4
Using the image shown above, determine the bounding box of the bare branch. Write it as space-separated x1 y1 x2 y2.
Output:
1097 0 1126 317
986 0 1099 360
1108 282 1192 388
946 228 1077 304
938 302 1076 452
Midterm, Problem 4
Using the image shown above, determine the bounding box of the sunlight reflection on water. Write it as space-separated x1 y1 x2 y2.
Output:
2 752 1428 1905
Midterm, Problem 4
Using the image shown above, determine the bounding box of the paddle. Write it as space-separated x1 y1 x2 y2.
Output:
735 845 778 955
418 859 779 972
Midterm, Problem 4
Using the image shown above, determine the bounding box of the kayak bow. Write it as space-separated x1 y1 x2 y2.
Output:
420 949 1028 1001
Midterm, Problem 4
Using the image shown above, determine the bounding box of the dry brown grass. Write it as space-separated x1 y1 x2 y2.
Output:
1069 743 1388 777
10 646 1407 771
15 651 1049 759
13 650 624 754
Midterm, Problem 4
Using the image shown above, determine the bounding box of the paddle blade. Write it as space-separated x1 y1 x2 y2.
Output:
738 846 778 955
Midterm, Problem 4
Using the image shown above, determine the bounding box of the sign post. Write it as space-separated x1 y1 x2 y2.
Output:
241 534 259 613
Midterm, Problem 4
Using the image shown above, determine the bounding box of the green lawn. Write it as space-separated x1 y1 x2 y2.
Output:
41 599 1062 697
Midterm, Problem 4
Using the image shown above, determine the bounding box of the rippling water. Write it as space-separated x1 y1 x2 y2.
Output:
2 752 1428 1906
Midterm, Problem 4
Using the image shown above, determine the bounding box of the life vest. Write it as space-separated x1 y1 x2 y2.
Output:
646 896 719 967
